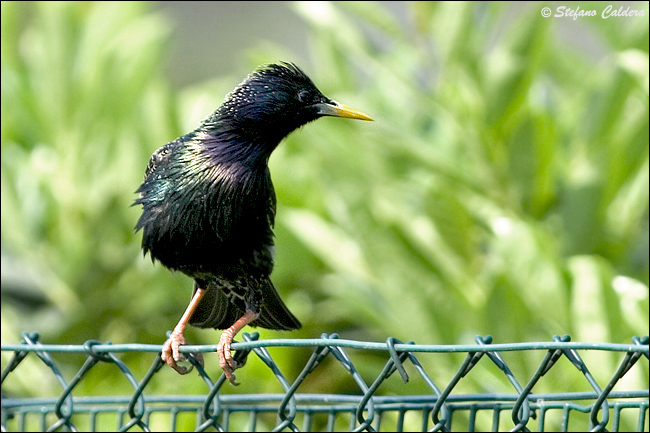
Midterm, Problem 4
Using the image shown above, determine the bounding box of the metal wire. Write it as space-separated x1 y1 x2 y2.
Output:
1 332 648 432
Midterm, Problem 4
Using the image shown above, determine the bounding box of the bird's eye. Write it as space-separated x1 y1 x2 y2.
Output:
297 90 311 103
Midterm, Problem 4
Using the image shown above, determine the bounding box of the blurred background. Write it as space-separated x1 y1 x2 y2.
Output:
1 1 648 430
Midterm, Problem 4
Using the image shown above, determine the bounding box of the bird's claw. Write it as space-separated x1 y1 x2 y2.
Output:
218 334 240 385
162 331 203 374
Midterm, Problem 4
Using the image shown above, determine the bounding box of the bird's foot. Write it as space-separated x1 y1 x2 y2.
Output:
216 310 258 385
217 331 240 385
162 330 204 374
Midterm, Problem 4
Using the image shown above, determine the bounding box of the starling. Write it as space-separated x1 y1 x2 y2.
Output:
134 62 372 384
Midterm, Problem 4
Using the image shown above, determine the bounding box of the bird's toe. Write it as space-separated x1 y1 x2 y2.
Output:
171 339 186 363
162 331 192 374
217 337 240 385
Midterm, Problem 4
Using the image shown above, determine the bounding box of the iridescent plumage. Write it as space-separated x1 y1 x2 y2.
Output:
134 63 372 383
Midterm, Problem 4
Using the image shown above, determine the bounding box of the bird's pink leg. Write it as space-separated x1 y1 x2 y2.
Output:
162 287 206 374
218 310 259 385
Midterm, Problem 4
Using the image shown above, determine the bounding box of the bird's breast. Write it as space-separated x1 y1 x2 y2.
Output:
139 161 276 277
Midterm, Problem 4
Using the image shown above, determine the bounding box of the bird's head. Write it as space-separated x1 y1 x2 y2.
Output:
210 62 372 146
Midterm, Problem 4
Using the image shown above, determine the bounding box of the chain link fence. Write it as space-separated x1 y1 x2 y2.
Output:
1 332 648 432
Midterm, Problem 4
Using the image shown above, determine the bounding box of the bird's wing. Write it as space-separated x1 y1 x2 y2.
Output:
265 166 277 228
144 142 174 178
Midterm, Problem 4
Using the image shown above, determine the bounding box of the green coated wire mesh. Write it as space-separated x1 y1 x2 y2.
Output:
1 332 648 432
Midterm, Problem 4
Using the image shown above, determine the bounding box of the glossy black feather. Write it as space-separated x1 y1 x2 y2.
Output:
134 63 339 331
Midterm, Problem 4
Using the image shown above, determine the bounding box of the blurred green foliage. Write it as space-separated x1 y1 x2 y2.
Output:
1 1 648 430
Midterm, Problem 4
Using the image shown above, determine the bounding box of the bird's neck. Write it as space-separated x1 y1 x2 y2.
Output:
192 125 278 169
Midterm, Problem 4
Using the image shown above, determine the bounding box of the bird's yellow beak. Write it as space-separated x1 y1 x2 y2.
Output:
315 100 373 121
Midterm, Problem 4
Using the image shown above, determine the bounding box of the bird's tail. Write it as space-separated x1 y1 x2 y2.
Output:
252 278 302 331
189 279 301 331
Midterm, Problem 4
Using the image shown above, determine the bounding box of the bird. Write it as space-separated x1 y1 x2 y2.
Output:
134 62 372 384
